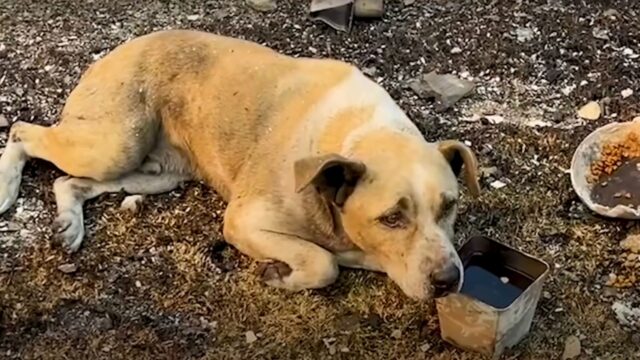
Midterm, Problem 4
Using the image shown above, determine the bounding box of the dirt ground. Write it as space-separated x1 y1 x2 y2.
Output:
1 0 640 359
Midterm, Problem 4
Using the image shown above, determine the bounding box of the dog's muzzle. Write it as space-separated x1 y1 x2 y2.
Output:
431 263 461 298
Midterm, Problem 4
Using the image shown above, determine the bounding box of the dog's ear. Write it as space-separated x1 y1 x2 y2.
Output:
438 140 481 198
294 154 366 207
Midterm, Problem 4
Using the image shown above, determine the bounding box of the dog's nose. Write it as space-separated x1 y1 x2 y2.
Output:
432 264 461 297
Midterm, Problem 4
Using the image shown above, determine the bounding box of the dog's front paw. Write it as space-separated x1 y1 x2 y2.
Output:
255 260 292 285
0 168 21 214
52 210 85 253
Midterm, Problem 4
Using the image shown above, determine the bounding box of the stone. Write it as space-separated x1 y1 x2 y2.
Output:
391 329 402 339
562 335 581 359
0 114 8 128
612 301 640 329
515 27 534 43
246 0 276 12
450 46 462 54
186 14 200 21
408 71 474 110
621 234 640 253
603 9 620 18
622 88 634 99
479 166 499 178
57 263 78 274
577 101 601 120
120 195 144 213
592 27 610 40
245 330 258 344
490 180 507 189
404 0 416 5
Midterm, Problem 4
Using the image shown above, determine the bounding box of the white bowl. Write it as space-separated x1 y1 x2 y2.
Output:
570 118 640 219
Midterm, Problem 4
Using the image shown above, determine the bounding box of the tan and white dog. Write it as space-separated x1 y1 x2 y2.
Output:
0 30 480 300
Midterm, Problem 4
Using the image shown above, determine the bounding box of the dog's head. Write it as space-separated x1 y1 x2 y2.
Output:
295 134 480 300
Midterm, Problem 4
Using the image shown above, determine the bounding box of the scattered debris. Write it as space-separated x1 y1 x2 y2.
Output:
120 195 144 213
391 329 402 339
322 337 337 355
515 27 534 43
57 263 78 274
612 301 640 329
0 114 8 128
562 335 581 360
490 180 507 189
577 101 601 120
408 71 474 110
621 234 640 253
310 0 354 32
621 88 634 99
246 0 277 12
592 27 610 40
245 330 258 344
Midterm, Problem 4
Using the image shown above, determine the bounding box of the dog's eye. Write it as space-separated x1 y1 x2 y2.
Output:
378 211 407 229
438 198 457 221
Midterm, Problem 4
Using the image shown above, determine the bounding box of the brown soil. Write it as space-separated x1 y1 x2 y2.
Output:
1 0 640 359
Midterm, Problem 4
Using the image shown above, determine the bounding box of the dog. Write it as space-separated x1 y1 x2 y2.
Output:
0 30 480 300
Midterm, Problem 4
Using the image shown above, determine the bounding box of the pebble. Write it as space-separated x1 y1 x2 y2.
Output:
592 27 610 40
450 47 462 54
515 27 534 43
562 335 581 359
404 0 416 5
622 88 634 99
57 263 78 274
391 329 402 339
186 14 200 21
135 280 142 288
484 115 505 124
246 0 277 12
612 301 640 329
245 330 258 344
490 180 507 189
479 166 499 178
408 71 474 110
120 195 144 213
603 8 620 18
420 342 431 352
0 114 8 128
577 101 601 120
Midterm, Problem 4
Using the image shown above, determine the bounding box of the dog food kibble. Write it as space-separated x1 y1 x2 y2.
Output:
589 132 640 183
500 276 510 284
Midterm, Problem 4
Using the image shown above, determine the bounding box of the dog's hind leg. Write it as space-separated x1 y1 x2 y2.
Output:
52 170 190 253
0 122 54 213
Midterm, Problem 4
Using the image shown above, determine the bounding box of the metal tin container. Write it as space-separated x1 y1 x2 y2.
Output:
436 236 550 359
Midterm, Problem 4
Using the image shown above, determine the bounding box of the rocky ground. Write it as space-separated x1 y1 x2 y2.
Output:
1 0 639 359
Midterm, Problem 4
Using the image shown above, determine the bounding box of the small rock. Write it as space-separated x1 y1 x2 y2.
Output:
603 8 620 18
362 66 377 77
490 180 507 189
622 88 634 99
404 0 416 5
479 166 499 178
577 101 601 120
186 14 200 21
515 27 534 43
57 263 78 274
562 335 581 360
135 280 142 288
592 27 610 40
420 342 431 352
340 347 349 353
96 317 113 331
621 234 640 253
484 115 505 124
245 330 258 344
0 114 8 128
391 329 402 339
120 195 144 213
612 301 640 329
500 276 509 284
408 71 474 110
450 46 462 54
246 0 276 12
